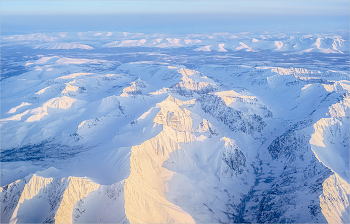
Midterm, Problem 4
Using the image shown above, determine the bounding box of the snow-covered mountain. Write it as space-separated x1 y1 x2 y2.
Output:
2 31 349 54
1 31 349 223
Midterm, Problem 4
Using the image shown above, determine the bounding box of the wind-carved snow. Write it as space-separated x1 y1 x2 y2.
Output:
194 45 211 52
74 96 122 141
103 41 119 47
104 39 146 47
218 43 227 52
77 116 110 138
27 56 105 66
215 90 273 117
73 181 128 223
320 173 350 224
150 87 169 95
123 95 240 223
8 102 31 114
35 86 51 95
120 78 146 97
153 38 163 45
275 41 284 50
26 96 76 122
314 38 338 54
33 56 59 65
34 42 93 50
184 39 201 44
171 68 217 96
28 83 68 102
98 95 121 113
197 93 269 135
236 42 254 51
3 33 57 42
161 38 182 47
153 96 252 223
0 110 30 122
55 58 105 65
1 103 32 122
61 81 80 96
57 73 92 79
272 67 348 82
0 173 101 224
76 110 122 141
154 96 216 136
51 177 99 224
124 124 196 223
310 82 350 182
0 174 53 223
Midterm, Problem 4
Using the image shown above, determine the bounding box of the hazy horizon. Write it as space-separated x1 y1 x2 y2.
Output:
1 1 349 35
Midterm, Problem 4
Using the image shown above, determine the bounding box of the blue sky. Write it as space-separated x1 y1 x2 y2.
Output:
1 1 349 16
1 1 348 34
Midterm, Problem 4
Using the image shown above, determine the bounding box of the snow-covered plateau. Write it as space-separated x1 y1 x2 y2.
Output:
1 31 349 223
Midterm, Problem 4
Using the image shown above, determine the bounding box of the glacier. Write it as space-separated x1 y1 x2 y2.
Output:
1 30 349 223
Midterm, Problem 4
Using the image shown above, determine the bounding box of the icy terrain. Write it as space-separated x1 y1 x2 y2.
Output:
1 31 349 223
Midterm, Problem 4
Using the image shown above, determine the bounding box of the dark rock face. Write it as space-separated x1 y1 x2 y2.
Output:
0 176 67 223
1 178 27 221
126 89 142 96
197 94 266 134
243 157 332 223
267 120 312 161
221 121 332 223
208 118 333 223
1 141 84 162
170 84 218 97
222 143 246 177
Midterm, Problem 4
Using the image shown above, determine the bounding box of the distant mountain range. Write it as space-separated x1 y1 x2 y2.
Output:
2 31 349 54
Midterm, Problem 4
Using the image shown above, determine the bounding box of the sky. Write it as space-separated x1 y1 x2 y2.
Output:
1 1 349 34
1 0 349 16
